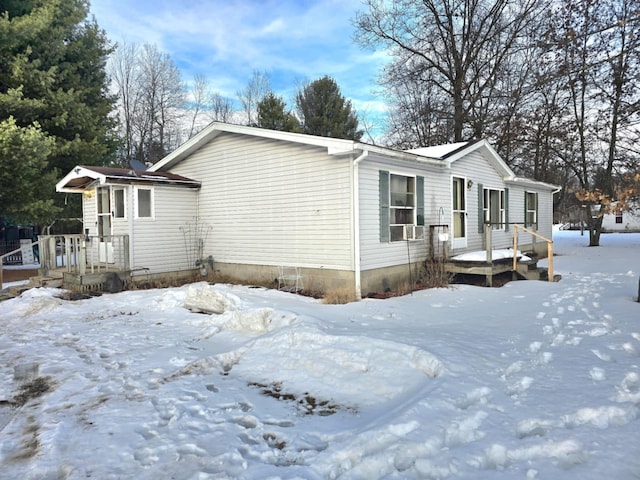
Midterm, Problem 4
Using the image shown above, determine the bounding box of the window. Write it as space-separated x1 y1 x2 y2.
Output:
525 192 538 228
390 174 415 241
615 211 623 224
114 188 126 219
135 187 153 218
379 171 424 242
483 188 505 230
452 177 466 239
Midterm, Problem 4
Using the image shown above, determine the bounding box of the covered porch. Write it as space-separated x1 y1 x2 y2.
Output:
38 234 131 292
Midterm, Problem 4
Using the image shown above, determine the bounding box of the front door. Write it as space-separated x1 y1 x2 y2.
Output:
452 177 467 248
97 187 114 263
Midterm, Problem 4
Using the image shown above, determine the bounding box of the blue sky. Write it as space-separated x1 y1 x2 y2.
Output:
89 0 390 133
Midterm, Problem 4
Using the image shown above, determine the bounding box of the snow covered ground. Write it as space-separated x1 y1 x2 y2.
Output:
1 229 639 479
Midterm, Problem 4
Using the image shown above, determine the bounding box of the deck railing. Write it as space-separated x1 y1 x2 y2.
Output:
38 234 130 276
0 240 41 289
512 225 553 282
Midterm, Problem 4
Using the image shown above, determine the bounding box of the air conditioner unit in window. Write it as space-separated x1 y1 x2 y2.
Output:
403 225 424 240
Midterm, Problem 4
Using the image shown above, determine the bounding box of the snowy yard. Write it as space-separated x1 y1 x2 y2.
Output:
1 229 639 479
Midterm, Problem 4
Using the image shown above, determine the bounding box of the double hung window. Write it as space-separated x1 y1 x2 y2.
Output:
525 192 538 228
390 174 416 241
483 188 505 230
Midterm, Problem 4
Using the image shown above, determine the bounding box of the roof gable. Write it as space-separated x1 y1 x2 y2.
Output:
408 139 514 178
150 122 361 172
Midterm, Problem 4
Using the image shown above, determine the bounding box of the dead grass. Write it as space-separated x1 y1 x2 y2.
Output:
322 286 358 304
420 260 454 289
248 381 357 416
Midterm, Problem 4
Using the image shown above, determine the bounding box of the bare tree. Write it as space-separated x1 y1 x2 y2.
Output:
109 42 185 165
237 70 272 126
208 92 235 123
187 74 210 138
109 41 140 165
354 0 543 144
546 0 640 245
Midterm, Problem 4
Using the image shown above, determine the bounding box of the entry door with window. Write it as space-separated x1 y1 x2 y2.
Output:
452 177 467 248
97 186 114 263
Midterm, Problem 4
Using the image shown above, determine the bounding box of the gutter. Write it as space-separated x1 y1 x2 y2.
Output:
352 149 368 299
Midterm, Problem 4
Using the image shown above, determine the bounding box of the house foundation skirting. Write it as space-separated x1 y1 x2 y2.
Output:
212 262 356 296
360 262 424 297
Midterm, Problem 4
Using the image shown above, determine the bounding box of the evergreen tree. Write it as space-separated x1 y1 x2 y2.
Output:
0 0 117 224
0 117 58 224
295 76 362 140
257 93 298 132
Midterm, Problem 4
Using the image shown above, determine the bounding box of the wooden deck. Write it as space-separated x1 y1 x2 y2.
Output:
444 257 547 287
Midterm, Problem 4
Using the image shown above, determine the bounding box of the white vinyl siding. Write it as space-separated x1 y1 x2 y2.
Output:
359 157 445 271
450 150 513 253
170 132 354 270
131 185 199 274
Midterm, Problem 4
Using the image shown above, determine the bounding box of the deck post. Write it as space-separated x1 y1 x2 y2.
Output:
484 224 492 264
512 227 519 272
547 241 553 282
79 237 87 275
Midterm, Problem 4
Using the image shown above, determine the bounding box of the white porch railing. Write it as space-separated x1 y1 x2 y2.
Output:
38 234 130 275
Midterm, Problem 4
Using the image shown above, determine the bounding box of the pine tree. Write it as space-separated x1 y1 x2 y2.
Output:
0 0 117 223
295 76 362 141
257 93 299 132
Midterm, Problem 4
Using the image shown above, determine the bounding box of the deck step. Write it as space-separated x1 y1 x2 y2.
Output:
26 276 63 288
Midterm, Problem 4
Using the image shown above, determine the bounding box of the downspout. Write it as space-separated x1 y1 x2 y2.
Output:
352 150 368 299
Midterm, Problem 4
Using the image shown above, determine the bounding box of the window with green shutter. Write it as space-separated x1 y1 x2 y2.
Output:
379 171 423 242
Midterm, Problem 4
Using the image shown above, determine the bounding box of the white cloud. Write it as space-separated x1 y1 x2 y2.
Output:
91 0 389 116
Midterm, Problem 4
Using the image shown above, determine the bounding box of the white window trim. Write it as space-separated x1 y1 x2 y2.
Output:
451 175 467 249
483 187 505 231
389 172 417 241
134 186 155 219
113 187 127 220
525 191 537 227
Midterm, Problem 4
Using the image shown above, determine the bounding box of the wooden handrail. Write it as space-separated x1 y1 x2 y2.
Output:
512 225 554 282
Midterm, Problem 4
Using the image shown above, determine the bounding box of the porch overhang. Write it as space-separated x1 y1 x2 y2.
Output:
57 165 201 193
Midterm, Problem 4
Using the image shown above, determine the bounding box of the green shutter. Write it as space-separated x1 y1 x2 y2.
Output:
379 170 390 242
505 188 509 231
535 192 539 228
477 183 484 233
416 176 424 226
524 191 528 228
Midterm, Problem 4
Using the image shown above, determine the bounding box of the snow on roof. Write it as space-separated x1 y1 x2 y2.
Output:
405 141 471 159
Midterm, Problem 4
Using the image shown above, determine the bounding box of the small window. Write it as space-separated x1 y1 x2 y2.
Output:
114 188 126 219
389 174 416 241
483 188 505 230
135 187 153 218
525 192 537 228
615 211 623 224
452 177 466 239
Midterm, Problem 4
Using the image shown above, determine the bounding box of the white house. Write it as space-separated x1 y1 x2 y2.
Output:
56 122 559 297
601 202 640 232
